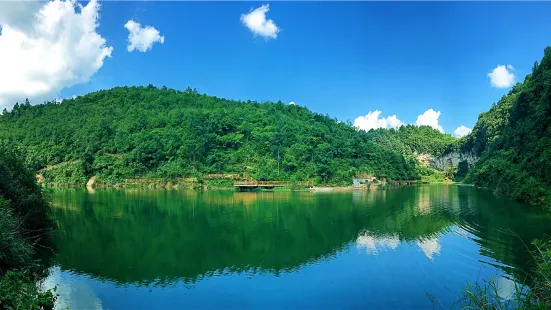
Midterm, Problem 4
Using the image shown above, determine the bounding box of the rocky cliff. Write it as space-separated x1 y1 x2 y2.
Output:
430 152 478 170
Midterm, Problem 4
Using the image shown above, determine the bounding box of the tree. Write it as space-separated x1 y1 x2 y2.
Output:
0 85 430 186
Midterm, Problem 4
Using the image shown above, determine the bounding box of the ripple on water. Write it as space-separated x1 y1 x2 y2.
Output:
43 187 551 309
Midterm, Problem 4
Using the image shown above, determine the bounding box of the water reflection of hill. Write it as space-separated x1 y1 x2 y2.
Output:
49 186 551 286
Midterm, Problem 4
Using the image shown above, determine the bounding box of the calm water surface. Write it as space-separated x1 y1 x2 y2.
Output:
42 185 551 309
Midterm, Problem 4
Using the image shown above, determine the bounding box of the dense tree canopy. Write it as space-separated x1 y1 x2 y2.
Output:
365 125 456 158
461 46 551 206
0 145 56 309
0 86 455 186
0 145 52 261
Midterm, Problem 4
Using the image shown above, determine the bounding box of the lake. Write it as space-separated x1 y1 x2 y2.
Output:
42 185 551 309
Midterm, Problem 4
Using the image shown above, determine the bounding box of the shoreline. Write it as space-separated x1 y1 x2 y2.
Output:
40 181 460 192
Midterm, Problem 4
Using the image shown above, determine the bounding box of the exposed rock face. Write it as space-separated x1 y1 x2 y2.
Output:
415 153 433 167
86 176 96 188
430 152 478 170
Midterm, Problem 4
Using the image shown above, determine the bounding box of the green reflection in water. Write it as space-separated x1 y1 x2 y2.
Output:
49 185 551 286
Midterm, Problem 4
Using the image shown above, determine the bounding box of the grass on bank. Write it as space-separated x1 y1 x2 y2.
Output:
0 198 33 269
459 238 551 310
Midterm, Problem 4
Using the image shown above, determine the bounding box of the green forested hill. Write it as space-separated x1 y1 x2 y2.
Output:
0 86 454 186
461 46 551 206
365 125 456 157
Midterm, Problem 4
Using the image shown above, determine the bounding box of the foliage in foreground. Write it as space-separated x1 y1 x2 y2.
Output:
0 197 33 269
0 144 53 244
530 238 551 307
459 278 536 310
459 238 551 309
0 270 57 310
0 145 57 309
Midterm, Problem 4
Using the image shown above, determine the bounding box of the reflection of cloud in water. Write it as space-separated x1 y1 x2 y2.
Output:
41 267 103 310
416 237 441 260
356 230 400 254
497 277 517 300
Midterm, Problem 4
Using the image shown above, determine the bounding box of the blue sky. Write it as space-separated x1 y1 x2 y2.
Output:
2 1 551 136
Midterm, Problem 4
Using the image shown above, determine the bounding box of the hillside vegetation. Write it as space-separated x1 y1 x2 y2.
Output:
0 87 455 186
459 46 551 206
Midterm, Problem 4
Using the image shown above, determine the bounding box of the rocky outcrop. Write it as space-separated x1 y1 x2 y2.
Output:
415 153 433 167
86 176 97 188
430 152 478 170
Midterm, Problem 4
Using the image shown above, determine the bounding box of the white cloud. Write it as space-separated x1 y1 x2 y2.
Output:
354 108 449 133
453 125 472 138
354 110 404 131
488 64 515 88
415 109 444 133
386 115 403 128
0 1 43 33
240 4 279 39
289 101 295 105
0 0 113 108
124 20 164 52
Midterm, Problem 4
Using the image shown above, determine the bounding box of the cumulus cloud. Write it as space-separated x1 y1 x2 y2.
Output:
354 110 404 132
488 64 515 88
289 101 295 105
240 4 279 39
0 0 113 108
0 1 43 33
453 125 472 138
124 20 164 52
415 109 444 133
354 108 448 133
386 115 404 128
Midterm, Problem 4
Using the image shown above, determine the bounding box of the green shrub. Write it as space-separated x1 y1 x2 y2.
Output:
0 145 57 309
0 146 52 240
0 198 32 269
0 269 57 310
40 161 88 187
204 179 234 188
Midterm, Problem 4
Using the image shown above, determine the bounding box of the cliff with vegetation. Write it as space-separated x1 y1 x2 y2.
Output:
456 46 551 206
430 151 477 171
0 87 456 186
363 126 458 181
